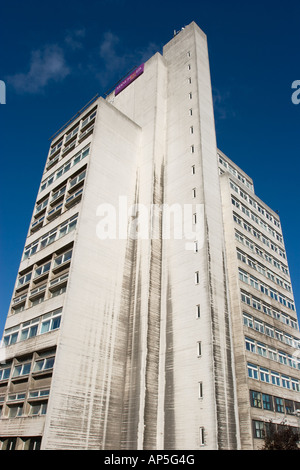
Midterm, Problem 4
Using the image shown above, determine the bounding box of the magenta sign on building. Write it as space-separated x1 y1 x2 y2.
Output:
115 64 144 96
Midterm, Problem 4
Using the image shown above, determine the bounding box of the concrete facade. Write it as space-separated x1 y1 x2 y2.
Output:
218 150 300 449
0 22 299 450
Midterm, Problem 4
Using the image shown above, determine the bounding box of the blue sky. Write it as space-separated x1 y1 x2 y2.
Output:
0 0 299 336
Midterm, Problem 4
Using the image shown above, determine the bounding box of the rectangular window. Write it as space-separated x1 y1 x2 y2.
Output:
198 382 203 399
29 284 46 300
40 309 62 335
239 269 248 284
195 271 200 284
270 289 278 301
69 169 86 190
29 390 50 400
245 337 255 353
250 390 262 408
17 272 32 287
51 185 66 203
285 399 294 414
241 291 251 305
237 250 247 263
274 397 284 413
262 304 271 316
40 229 57 250
248 258 256 269
0 367 11 381
265 325 274 338
47 202 63 219
49 139 63 156
65 125 79 144
275 330 284 342
13 362 31 378
34 198 48 216
254 319 264 334
29 402 48 416
247 363 258 380
257 342 267 357
81 110 97 128
34 261 51 279
7 393 26 402
58 215 78 238
282 375 291 389
260 367 270 383
262 393 273 411
271 371 280 386
279 351 287 364
250 277 259 290
268 348 277 361
8 404 23 418
252 297 261 311
33 356 55 373
23 240 39 259
253 420 264 439
20 319 39 342
191 165 195 175
292 379 300 392
3 326 19 346
243 313 253 328
31 293 45 307
197 341 202 357
196 304 201 319
199 427 205 446
54 252 71 271
51 285 67 298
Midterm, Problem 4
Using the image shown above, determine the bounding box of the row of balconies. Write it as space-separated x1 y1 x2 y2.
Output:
11 244 72 315
30 167 86 235
47 108 97 170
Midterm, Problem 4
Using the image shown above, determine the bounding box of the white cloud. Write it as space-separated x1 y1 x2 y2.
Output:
64 28 86 50
96 31 159 89
8 45 70 94
98 31 126 84
7 30 160 95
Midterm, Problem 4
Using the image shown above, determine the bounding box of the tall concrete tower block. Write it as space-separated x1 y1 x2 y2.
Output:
103 21 238 450
1 22 299 451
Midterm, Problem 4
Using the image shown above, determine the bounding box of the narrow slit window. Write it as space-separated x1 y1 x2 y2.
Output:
198 381 203 398
199 427 205 446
